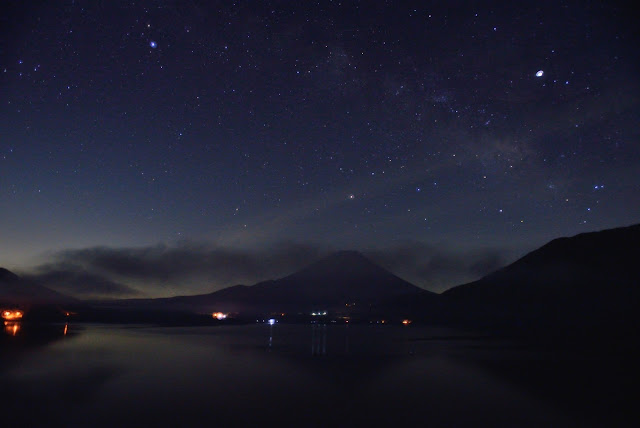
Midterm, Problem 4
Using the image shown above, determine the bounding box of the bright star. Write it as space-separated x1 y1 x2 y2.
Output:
535 70 544 77
150 41 157 49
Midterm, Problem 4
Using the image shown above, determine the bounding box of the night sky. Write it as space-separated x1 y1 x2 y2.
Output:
1 1 638 298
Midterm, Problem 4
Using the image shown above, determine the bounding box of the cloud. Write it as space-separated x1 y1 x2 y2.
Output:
25 263 142 299
24 241 513 299
26 242 329 299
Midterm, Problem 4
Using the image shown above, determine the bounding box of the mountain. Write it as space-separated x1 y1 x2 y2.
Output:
108 251 432 315
245 250 425 305
0 267 75 307
443 224 640 329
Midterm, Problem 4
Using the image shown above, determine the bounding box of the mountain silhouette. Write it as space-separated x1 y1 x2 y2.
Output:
118 251 430 315
443 224 640 330
252 250 425 304
0 267 75 307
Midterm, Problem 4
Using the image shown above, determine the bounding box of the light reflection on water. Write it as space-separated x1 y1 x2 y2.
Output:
4 321 20 336
0 323 576 427
311 324 327 355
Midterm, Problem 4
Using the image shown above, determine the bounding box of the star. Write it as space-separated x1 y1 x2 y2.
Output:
1 0 635 300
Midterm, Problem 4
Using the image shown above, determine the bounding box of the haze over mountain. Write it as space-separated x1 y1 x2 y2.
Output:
0 267 75 307
3 224 638 329
104 251 431 315
443 224 640 329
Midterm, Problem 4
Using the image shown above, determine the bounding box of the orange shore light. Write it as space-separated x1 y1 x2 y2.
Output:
2 310 23 321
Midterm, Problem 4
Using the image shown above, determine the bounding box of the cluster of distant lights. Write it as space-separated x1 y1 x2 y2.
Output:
254 318 278 325
260 316 412 325
2 309 23 321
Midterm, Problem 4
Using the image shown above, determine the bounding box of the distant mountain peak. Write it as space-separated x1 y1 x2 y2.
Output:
129 250 429 314
328 250 367 258
285 250 398 283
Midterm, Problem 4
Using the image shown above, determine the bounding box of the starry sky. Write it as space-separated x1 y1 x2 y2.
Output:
1 0 639 298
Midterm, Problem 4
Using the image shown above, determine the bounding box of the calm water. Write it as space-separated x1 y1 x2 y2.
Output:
0 323 626 427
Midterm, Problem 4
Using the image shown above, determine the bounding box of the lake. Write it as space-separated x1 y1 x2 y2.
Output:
0 322 631 427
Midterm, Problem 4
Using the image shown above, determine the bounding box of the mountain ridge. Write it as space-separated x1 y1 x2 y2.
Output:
4 224 638 328
0 267 76 306
93 250 430 314
443 223 640 328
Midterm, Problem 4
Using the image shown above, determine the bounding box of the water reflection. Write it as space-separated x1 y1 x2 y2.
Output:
4 321 20 336
311 324 327 356
1 321 73 344
345 324 350 354
1 324 609 426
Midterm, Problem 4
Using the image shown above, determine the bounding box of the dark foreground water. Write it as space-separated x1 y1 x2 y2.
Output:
0 323 635 427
